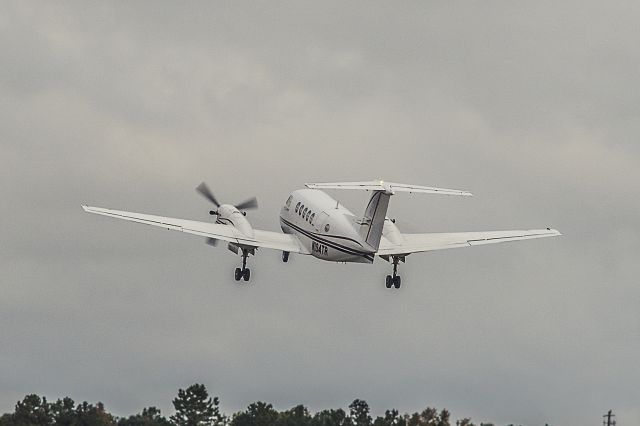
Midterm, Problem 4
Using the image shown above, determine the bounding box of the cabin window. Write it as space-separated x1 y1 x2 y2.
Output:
310 213 315 224
299 205 304 215
303 207 308 217
295 202 300 213
306 210 311 221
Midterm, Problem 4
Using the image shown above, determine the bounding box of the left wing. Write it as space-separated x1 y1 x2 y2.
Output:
377 228 561 256
82 205 309 254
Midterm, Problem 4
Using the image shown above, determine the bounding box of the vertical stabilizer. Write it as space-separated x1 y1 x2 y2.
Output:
358 191 391 250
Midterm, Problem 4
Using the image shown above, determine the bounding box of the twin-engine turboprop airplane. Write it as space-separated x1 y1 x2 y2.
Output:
82 180 561 288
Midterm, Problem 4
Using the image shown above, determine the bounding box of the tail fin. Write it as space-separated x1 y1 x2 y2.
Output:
305 179 472 251
358 191 391 250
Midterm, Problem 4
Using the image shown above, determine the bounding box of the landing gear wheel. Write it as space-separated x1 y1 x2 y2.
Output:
385 275 393 289
282 251 289 263
235 248 252 282
387 256 403 289
393 275 401 289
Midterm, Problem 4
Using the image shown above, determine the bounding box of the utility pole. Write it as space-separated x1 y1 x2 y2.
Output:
602 410 616 426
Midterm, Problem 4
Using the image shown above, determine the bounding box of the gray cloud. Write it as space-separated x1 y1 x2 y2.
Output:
1 1 639 424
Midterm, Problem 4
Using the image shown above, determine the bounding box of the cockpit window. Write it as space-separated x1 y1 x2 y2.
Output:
285 196 293 209
295 202 300 213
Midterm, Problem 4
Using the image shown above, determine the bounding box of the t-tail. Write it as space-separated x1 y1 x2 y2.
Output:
305 180 473 251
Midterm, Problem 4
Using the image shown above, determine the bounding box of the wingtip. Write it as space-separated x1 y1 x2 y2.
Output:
546 228 562 236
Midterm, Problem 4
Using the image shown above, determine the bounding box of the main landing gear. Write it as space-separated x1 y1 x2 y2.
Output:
282 251 289 262
385 256 403 289
234 248 252 282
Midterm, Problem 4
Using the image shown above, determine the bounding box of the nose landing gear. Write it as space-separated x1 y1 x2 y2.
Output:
234 248 252 282
384 256 403 289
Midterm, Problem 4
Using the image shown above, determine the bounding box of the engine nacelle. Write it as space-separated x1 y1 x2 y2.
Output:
216 204 255 238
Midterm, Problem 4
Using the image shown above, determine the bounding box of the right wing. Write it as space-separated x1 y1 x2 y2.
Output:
82 205 309 254
377 228 561 256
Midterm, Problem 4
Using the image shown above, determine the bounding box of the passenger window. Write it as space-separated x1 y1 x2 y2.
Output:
310 213 315 224
295 202 300 213
299 205 304 215
303 207 308 217
306 210 311 221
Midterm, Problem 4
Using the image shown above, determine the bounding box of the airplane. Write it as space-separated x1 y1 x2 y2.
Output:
82 180 561 289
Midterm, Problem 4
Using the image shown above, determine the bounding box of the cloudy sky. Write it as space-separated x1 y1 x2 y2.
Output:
1 1 639 424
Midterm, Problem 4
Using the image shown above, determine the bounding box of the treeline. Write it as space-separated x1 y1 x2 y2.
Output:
0 383 505 426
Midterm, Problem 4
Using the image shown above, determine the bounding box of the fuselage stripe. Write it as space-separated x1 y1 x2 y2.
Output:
280 217 374 261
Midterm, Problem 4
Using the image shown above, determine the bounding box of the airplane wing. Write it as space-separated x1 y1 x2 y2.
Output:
82 205 309 254
377 228 561 256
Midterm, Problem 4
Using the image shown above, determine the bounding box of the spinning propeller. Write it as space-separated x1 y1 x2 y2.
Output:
196 182 258 246
196 182 258 215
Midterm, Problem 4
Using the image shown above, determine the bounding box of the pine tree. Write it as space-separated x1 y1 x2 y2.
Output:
310 408 349 426
13 394 52 426
51 397 76 426
348 400 371 426
373 409 405 426
230 402 278 426
171 384 224 426
118 407 172 426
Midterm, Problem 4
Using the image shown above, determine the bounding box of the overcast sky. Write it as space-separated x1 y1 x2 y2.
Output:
1 1 639 424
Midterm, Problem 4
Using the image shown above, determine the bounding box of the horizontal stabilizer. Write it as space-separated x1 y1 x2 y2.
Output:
305 180 472 196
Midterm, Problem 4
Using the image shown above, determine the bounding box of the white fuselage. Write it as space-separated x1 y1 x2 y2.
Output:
279 189 378 263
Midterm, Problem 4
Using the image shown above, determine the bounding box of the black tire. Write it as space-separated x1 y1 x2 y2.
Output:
282 251 289 262
385 275 392 288
243 268 251 281
234 268 242 281
393 275 401 289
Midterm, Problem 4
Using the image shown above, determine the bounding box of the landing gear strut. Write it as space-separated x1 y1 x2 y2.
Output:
385 256 403 289
234 248 251 282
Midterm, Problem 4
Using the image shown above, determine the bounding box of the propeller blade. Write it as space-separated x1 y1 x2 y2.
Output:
196 182 220 207
206 238 218 247
235 197 258 210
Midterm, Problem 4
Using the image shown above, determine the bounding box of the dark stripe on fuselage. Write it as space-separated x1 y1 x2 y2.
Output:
280 217 374 262
314 231 365 247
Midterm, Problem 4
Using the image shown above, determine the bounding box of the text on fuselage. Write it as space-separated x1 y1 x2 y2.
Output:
312 241 328 256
